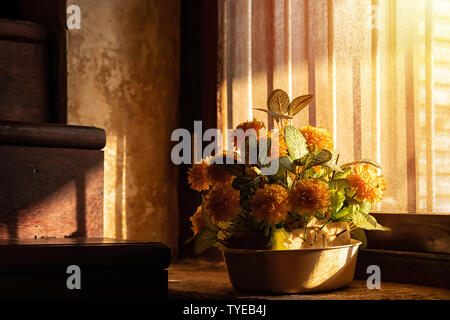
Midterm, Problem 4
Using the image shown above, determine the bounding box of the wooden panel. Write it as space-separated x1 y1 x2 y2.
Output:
0 121 106 149
0 18 47 42
356 249 450 289
18 0 68 123
367 213 450 254
0 38 49 122
0 146 103 239
0 269 168 300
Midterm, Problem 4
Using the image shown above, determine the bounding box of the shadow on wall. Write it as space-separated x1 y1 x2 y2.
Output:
66 0 181 251
0 147 103 239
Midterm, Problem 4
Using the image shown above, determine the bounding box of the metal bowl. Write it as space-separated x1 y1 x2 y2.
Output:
222 240 361 294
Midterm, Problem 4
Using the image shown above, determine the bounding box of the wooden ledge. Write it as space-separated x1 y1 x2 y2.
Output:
0 238 171 274
0 19 48 43
0 121 106 150
168 262 450 300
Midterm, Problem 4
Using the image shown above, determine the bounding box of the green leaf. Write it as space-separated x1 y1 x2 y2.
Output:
267 89 290 114
200 198 219 232
193 228 218 255
359 201 372 214
352 212 390 231
352 211 377 229
292 154 309 166
329 179 350 192
279 156 296 174
330 191 346 215
284 125 309 160
350 228 367 248
286 172 295 188
253 108 293 121
341 159 381 169
288 94 313 116
322 151 343 172
333 167 352 179
332 204 358 221
232 176 258 190
304 149 333 170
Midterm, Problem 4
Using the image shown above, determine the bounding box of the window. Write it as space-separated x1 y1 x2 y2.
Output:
217 0 450 214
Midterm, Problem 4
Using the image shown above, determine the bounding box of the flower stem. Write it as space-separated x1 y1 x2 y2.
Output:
319 218 332 230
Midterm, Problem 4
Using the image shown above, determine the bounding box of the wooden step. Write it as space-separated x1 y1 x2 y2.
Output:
0 238 171 299
0 121 105 239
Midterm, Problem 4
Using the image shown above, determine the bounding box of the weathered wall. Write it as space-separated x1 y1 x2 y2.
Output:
66 0 180 252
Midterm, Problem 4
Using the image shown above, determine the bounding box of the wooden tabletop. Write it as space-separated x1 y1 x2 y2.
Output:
169 261 450 300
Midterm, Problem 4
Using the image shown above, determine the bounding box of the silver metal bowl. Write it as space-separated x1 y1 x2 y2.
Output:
222 240 361 294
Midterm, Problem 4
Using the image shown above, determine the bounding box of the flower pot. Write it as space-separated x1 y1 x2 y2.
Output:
222 240 361 294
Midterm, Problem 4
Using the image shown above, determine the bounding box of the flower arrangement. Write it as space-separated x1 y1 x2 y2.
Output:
187 89 388 255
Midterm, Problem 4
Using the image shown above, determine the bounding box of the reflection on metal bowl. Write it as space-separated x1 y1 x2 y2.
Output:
222 240 361 294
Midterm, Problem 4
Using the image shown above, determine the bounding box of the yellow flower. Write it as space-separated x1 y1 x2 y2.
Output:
189 206 207 235
207 164 234 186
251 184 290 224
187 160 210 191
205 184 241 222
289 179 331 217
299 125 334 152
347 165 386 203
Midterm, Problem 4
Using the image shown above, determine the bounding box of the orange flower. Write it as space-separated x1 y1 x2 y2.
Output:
289 179 331 217
236 119 266 137
187 160 210 191
189 206 207 235
205 184 241 222
347 165 386 203
299 125 334 152
234 119 267 149
251 184 290 224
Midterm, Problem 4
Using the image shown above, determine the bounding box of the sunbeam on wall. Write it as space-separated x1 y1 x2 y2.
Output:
66 0 180 251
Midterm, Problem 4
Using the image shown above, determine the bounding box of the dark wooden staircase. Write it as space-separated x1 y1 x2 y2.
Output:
0 11 171 300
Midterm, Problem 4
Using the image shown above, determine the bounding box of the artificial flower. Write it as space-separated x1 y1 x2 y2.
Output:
205 184 241 222
251 184 290 224
187 160 210 191
289 179 331 217
347 164 386 203
189 206 207 235
299 125 334 152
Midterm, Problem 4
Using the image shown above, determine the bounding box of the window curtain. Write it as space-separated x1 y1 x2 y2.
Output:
217 0 450 214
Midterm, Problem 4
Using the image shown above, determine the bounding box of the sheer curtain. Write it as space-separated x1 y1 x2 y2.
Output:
217 0 450 214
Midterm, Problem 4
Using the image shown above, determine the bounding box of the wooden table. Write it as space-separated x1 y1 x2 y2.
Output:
168 261 450 300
